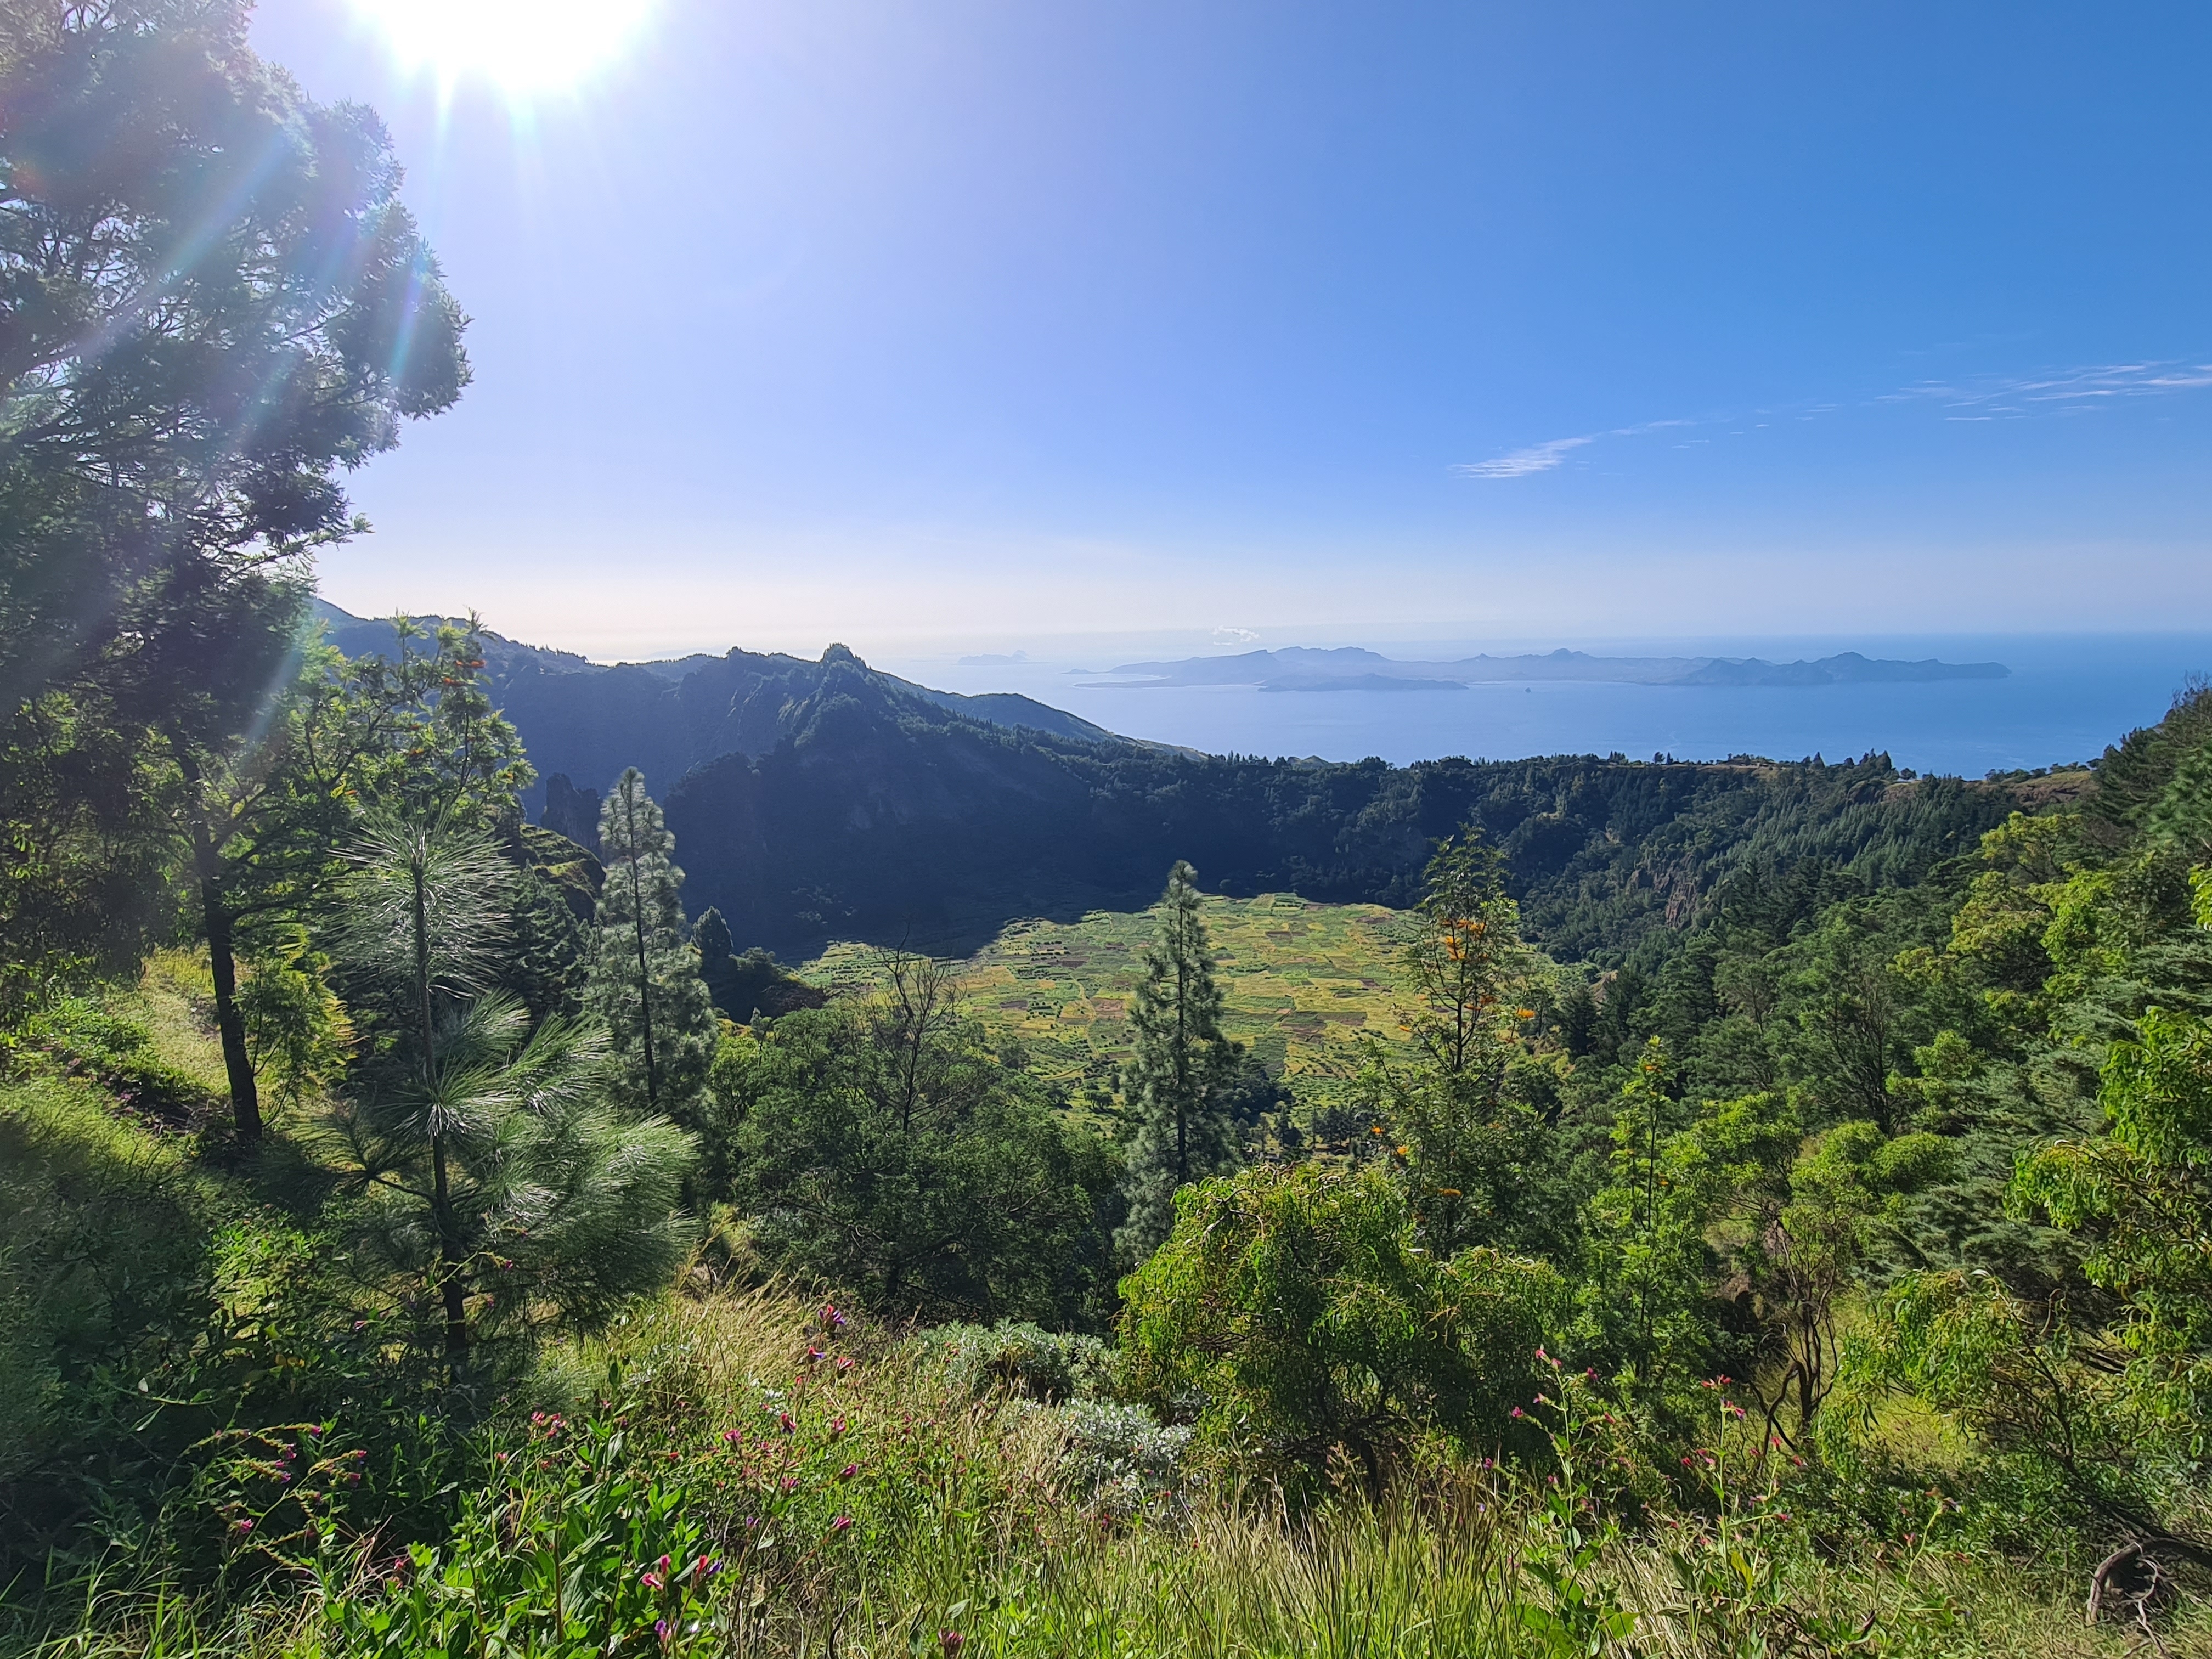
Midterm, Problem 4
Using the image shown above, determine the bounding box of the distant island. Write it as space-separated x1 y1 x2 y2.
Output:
1077 646 2009 692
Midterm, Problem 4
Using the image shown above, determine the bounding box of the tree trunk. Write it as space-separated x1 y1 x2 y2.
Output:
432 1133 469 1362
173 742 261 1139
202 889 263 1141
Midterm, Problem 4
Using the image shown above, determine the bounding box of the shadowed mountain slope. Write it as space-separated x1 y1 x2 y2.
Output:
657 663 2038 960
315 603 2043 964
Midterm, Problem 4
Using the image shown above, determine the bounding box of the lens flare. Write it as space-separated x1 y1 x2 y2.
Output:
351 0 654 94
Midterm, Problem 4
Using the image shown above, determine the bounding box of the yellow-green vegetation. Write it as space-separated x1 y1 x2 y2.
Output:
2 1245 2195 1659
803 891 1414 1099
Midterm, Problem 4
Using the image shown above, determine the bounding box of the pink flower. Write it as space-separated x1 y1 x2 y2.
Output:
656 1618 671 1645
828 1415 847 1438
830 1515 853 1532
722 1429 742 1446
641 1571 664 1590
940 1633 965 1654
235 1519 253 1533
1510 1407 1523 1419
777 1412 795 1435
781 1475 800 1491
839 1462 859 1481
835 1356 856 1373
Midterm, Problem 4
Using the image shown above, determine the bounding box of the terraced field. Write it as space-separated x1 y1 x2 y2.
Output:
800 893 1416 1102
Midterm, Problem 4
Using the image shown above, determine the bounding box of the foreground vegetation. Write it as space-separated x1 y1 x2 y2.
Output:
2 1037 2202 1658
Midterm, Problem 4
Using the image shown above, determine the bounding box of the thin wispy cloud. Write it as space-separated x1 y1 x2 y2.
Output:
1452 435 1594 478
1454 417 1695 480
1455 358 2212 481
1883 358 2212 412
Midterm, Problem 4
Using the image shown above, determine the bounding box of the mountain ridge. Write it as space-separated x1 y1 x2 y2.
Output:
1084 645 2009 690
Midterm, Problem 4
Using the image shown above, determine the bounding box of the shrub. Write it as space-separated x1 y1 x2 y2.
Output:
911 1321 1112 1403
1120 1163 1566 1493
1053 1399 1194 1520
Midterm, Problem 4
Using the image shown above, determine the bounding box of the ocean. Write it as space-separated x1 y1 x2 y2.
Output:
877 634 2212 777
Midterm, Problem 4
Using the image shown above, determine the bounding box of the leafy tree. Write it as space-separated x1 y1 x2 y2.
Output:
1120 1162 1564 1492
1677 1096 1948 1444
691 905 822 1022
2013 1007 2212 1458
326 816 690 1367
584 770 715 1119
1576 1039 1719 1420
236 921 351 1113
0 0 467 1023
725 961 1120 1325
1364 833 1552 1255
1116 860 1242 1262
0 0 466 698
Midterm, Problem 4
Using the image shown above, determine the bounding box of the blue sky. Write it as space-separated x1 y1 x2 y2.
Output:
255 1 2212 659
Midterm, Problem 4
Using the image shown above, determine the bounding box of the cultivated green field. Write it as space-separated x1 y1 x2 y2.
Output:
800 893 1416 1099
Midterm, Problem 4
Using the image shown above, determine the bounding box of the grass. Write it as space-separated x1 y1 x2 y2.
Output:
802 893 1414 1107
12 1276 2202 1658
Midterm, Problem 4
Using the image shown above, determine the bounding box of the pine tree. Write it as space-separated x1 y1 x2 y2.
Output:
329 815 691 1368
1363 831 1547 1256
1116 860 1243 1262
586 770 716 1117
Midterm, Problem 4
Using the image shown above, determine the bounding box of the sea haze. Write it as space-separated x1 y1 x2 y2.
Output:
876 635 2212 776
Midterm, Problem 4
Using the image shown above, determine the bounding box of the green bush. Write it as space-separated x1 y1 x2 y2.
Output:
1053 1399 1194 1519
1120 1162 1566 1493
911 1320 1112 1403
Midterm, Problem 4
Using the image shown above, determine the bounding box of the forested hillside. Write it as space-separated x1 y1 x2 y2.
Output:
322 604 2041 959
659 670 2036 960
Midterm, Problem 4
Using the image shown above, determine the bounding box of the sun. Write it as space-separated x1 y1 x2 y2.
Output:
351 0 656 95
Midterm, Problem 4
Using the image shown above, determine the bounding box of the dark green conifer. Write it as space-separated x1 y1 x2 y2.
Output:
1116 860 1242 1262
585 770 716 1116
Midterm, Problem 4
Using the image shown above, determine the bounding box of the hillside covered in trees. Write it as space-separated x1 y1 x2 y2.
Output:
322 605 2042 962
5 7 2212 1656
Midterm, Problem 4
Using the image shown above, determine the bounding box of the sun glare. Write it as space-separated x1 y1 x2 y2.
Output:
352 0 654 95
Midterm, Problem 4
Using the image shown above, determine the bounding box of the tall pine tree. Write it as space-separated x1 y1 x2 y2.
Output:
1116 860 1243 1262
586 770 716 1117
